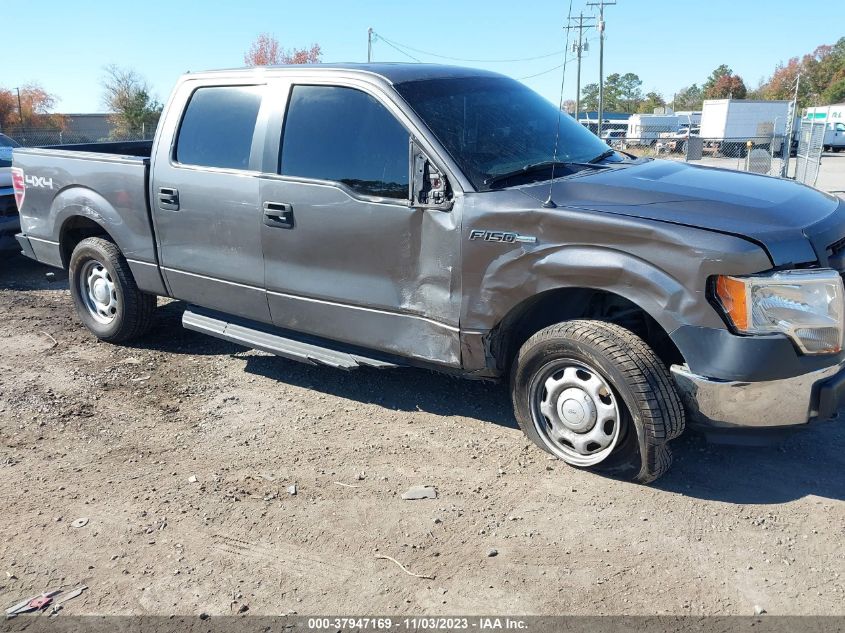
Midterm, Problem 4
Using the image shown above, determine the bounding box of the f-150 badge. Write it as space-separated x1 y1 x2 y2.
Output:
468 229 536 244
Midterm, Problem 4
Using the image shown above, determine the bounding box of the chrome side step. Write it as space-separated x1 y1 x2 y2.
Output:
182 308 401 370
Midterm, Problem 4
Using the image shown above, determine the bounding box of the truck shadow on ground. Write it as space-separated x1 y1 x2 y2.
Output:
5 254 843 504
0 252 69 291
144 302 845 505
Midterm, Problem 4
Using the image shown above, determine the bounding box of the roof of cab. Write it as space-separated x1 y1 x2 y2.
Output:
190 63 505 85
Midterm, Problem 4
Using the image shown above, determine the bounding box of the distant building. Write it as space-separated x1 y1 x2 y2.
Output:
61 114 115 142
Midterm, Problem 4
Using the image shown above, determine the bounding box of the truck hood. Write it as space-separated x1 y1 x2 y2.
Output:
517 159 843 266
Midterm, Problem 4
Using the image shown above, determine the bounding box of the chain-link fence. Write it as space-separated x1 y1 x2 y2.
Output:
794 119 826 187
607 129 792 177
1 126 156 148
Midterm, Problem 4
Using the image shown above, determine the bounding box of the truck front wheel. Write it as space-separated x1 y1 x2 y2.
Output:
511 320 685 483
68 237 156 343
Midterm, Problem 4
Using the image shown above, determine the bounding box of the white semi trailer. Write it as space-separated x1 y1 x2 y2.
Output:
700 99 791 156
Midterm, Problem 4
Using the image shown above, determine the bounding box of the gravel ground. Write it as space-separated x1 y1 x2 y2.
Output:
0 252 843 616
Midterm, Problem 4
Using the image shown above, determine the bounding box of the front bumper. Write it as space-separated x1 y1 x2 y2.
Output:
671 360 845 429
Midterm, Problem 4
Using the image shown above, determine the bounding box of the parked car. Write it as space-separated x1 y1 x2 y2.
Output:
600 129 626 148
657 127 700 154
0 133 22 250
11 64 845 483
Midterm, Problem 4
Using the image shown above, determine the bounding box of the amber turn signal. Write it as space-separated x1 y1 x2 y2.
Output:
715 275 749 331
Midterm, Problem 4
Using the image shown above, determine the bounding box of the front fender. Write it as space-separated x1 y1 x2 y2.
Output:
460 202 773 338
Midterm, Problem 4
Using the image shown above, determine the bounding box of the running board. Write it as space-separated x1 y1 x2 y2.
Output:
182 308 401 370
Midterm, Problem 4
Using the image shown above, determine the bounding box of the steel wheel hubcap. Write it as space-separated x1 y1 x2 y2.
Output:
530 360 622 467
79 260 118 324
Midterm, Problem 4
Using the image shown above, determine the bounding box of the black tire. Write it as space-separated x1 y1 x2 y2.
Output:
511 320 685 483
68 237 156 343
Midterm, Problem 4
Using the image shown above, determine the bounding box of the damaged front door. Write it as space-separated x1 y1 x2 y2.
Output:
260 82 462 366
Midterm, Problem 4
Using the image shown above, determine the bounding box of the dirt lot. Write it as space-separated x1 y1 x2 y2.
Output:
0 253 843 617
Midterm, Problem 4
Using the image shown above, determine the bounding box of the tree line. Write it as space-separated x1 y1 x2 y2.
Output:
0 33 319 141
575 37 845 113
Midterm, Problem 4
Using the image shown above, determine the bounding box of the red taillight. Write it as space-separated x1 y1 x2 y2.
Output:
11 167 25 210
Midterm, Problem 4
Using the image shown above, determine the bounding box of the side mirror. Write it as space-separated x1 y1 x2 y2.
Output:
410 141 453 211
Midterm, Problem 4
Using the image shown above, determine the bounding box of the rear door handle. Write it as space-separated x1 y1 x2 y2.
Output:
263 201 294 229
158 187 179 211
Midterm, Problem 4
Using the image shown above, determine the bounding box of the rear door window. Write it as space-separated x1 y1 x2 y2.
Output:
176 85 263 170
280 85 409 199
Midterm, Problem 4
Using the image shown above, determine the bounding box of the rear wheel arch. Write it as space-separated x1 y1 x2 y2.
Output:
59 215 115 268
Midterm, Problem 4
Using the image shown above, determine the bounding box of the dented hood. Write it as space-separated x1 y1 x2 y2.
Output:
517 160 843 266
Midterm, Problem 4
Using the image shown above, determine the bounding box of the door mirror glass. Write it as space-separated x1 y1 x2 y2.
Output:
410 142 452 211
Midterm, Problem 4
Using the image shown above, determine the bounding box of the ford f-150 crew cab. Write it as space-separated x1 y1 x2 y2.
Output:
12 64 845 483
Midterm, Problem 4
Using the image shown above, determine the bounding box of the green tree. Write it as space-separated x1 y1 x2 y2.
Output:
637 91 666 113
581 72 647 113
706 74 748 99
102 66 162 140
617 72 644 113
673 84 703 110
823 78 845 104
703 64 732 95
580 83 600 111
602 73 623 111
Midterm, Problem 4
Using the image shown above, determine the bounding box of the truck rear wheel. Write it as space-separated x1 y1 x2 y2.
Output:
69 237 156 343
511 320 685 483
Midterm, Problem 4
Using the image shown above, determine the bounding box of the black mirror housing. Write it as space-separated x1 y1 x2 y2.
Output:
409 141 453 211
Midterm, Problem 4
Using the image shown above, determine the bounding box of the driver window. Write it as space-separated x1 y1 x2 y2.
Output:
280 85 410 199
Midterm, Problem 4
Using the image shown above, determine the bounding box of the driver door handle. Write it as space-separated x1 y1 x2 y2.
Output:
263 201 294 229
158 187 179 211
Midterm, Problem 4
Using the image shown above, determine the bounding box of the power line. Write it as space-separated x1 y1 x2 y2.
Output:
374 35 422 63
519 57 577 80
372 32 567 64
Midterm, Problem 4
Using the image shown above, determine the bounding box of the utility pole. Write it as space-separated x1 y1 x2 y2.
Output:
587 0 616 137
367 28 373 63
16 87 23 126
564 13 595 122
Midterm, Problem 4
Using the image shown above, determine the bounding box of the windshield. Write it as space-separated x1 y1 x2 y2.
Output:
395 75 611 190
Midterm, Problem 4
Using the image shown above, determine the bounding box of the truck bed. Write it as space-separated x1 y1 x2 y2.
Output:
36 139 153 158
11 140 159 280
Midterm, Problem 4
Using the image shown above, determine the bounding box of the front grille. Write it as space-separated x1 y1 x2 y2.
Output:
0 195 17 217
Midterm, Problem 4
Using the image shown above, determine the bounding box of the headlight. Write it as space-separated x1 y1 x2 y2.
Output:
714 270 845 355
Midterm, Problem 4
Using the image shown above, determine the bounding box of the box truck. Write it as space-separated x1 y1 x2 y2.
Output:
700 99 791 156
804 105 845 152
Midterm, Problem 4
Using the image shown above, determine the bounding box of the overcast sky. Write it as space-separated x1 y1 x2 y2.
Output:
4 0 844 113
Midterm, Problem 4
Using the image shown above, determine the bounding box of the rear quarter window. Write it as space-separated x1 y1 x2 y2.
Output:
175 85 263 170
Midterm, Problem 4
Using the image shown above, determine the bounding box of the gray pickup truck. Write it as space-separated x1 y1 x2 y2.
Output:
12 64 845 483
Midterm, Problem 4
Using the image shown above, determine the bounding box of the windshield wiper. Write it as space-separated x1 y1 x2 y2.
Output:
483 161 573 189
588 149 616 164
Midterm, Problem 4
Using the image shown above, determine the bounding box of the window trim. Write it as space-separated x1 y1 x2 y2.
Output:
170 83 268 174
276 82 413 204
